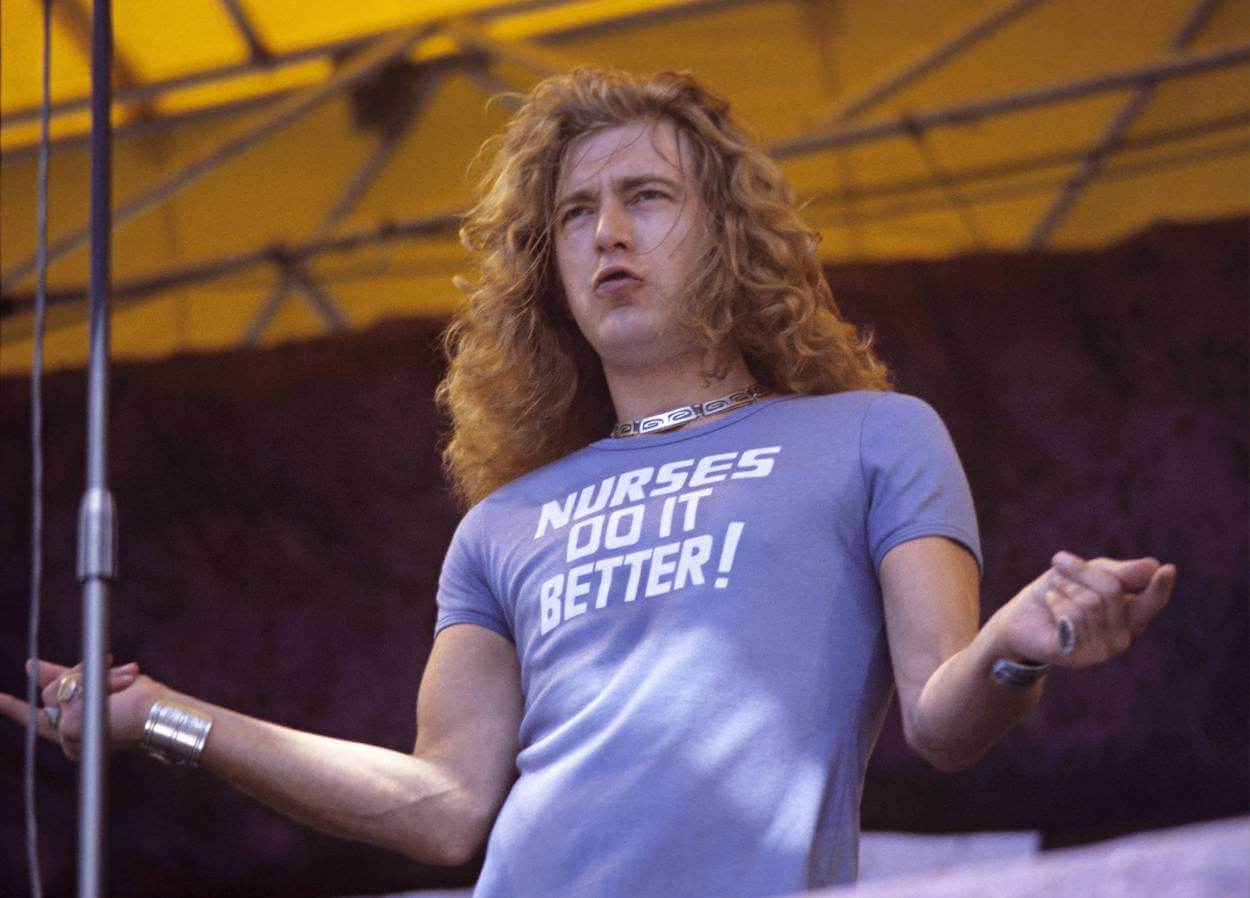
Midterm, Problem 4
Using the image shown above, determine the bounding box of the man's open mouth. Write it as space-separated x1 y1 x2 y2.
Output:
593 266 642 289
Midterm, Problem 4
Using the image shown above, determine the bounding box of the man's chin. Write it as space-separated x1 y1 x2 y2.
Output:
588 311 652 346
592 330 703 373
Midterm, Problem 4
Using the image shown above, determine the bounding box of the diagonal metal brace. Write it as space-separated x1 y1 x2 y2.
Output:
287 260 351 331
441 17 581 77
241 251 351 345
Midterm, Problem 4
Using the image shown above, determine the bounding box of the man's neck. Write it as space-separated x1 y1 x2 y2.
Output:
605 351 761 431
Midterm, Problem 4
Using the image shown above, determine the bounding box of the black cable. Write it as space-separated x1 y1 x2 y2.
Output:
24 1 53 896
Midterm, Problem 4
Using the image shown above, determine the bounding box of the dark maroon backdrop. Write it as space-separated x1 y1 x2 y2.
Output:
2 218 1246 897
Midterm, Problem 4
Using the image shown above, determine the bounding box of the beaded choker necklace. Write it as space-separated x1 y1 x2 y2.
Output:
610 384 769 438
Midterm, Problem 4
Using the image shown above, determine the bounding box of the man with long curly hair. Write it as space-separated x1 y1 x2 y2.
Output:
4 68 1175 897
426 69 1174 893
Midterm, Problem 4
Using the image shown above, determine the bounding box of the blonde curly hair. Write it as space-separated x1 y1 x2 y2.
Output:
437 68 891 508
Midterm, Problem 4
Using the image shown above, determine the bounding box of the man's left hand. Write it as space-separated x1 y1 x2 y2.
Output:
991 552 1177 668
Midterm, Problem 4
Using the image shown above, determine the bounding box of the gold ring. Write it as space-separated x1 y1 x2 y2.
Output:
56 675 80 704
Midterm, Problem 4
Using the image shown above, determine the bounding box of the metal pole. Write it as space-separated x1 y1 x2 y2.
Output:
78 0 116 894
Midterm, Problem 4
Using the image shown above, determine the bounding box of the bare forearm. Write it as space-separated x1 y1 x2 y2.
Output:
907 614 1042 772
160 690 484 864
883 541 1175 774
1 633 521 863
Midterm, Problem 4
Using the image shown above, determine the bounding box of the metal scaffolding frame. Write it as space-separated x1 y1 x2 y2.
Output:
2 210 463 320
444 17 584 77
798 108 1250 213
6 105 1247 325
798 0 1053 255
240 256 352 345
769 42 1250 158
808 0 1049 127
1025 0 1221 247
0 0 757 296
900 121 989 250
238 59 454 344
1 24 436 291
1 0 1247 348
803 133 1250 231
0 0 753 130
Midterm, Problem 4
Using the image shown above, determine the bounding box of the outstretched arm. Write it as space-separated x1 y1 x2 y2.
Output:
0 623 522 866
880 536 1176 772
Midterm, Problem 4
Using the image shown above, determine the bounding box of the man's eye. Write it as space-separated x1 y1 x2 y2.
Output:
633 189 666 203
562 206 589 223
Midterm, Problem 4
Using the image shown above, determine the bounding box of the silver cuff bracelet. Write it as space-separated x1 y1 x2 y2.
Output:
990 657 1051 688
143 700 212 767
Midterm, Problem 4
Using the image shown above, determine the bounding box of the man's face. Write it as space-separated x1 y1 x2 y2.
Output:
553 118 708 371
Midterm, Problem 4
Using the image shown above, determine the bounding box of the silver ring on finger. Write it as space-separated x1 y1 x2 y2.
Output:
1058 616 1078 655
56 675 80 705
45 704 62 729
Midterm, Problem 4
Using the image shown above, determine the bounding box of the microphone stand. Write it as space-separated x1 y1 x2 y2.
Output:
77 1 115 895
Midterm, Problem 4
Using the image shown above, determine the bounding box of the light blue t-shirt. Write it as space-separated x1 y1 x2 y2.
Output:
436 391 981 897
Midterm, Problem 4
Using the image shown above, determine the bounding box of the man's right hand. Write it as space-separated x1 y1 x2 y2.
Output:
0 626 522 865
0 658 164 760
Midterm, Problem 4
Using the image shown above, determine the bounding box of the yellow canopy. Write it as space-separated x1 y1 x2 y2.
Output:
2 0 1247 372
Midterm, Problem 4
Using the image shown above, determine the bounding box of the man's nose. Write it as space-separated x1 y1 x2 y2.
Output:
594 199 633 253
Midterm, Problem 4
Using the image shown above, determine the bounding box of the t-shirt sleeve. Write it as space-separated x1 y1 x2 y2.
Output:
860 392 982 578
434 507 515 643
